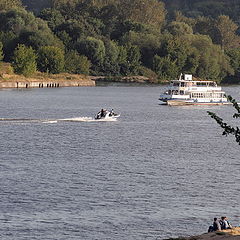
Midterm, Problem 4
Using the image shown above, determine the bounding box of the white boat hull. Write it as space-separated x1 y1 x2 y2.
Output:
166 100 230 106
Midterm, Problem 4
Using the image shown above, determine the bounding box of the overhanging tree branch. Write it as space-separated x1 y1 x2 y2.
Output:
207 95 240 144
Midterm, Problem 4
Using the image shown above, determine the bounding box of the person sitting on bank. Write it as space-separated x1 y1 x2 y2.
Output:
208 217 221 232
213 217 221 231
220 216 232 230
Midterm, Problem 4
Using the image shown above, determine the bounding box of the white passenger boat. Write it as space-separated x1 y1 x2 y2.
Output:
159 74 229 106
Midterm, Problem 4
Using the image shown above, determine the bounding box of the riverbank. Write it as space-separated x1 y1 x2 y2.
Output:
1 63 238 89
0 62 158 88
0 63 95 88
0 72 95 88
0 74 159 88
166 227 240 240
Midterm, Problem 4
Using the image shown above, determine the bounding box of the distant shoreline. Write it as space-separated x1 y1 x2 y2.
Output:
0 73 239 89
0 74 159 89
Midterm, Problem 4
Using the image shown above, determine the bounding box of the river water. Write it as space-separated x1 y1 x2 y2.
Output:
0 85 239 240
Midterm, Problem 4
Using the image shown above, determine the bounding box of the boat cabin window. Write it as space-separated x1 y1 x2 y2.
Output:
196 82 207 86
192 93 205 98
209 82 217 87
180 90 184 95
173 82 179 86
180 82 185 87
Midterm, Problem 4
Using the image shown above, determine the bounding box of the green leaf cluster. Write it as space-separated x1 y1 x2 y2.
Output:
12 44 37 76
0 0 22 11
208 95 240 144
37 46 64 74
65 50 91 74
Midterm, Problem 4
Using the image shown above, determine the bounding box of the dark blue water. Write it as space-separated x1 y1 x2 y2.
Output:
0 85 239 240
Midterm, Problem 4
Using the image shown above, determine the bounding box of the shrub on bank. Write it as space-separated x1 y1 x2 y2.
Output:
12 44 37 77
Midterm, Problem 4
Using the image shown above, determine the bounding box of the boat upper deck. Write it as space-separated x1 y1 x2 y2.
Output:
171 80 217 86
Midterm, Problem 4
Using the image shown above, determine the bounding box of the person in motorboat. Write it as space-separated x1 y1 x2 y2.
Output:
95 109 119 120
109 109 115 117
100 109 106 118
108 109 120 117
95 109 106 119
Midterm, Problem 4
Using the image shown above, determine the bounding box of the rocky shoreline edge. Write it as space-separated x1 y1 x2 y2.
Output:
165 227 240 240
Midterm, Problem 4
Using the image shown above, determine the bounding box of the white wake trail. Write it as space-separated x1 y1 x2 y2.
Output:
0 116 118 124
43 116 118 123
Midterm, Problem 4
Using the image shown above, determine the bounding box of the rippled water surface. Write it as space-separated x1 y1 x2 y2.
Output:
0 85 239 240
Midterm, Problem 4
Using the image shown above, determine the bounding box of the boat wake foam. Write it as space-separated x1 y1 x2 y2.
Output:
0 116 118 124
0 118 42 123
57 117 118 122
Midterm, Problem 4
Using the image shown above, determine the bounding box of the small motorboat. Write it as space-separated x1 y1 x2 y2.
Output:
95 109 120 120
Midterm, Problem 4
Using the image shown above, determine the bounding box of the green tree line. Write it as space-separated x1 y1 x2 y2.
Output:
0 0 240 82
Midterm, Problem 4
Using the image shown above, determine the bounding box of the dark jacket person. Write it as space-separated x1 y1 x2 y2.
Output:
213 218 221 231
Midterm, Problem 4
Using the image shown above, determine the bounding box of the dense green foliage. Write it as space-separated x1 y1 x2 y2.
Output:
1 0 240 82
22 0 50 13
0 0 22 11
65 50 91 74
12 44 37 76
162 0 240 21
37 46 64 74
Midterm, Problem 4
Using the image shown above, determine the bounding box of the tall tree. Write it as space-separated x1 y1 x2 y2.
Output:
65 50 91 74
0 8 64 60
126 44 141 74
153 55 178 80
76 37 106 65
118 0 166 28
39 8 65 30
12 44 37 76
37 46 65 74
166 21 193 36
0 0 22 11
224 48 240 83
214 15 240 50
189 34 233 80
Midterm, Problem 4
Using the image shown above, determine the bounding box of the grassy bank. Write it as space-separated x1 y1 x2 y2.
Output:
0 63 95 88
